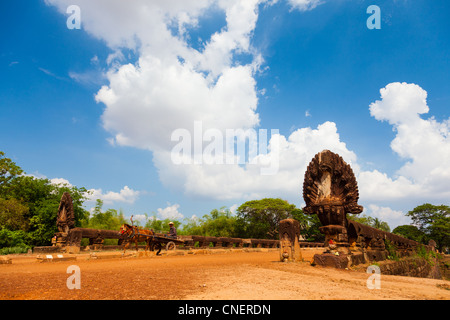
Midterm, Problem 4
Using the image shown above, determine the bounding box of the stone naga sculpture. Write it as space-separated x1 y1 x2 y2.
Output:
56 192 75 234
302 150 363 249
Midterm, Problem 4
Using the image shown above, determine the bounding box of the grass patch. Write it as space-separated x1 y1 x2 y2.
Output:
0 246 30 255
415 244 438 266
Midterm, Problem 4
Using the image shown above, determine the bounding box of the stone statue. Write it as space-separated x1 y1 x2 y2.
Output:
56 192 75 234
279 219 302 262
303 150 363 249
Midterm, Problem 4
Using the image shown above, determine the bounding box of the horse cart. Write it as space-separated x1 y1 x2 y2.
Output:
119 223 185 254
151 235 185 251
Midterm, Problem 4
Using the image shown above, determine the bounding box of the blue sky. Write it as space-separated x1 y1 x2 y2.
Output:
1 0 449 229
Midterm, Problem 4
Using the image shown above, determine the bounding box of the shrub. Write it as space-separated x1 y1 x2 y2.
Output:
0 228 28 248
385 239 400 261
0 246 30 255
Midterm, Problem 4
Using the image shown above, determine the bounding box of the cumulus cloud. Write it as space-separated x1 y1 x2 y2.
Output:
369 82 429 125
96 58 260 152
45 2 449 230
86 186 141 205
45 0 263 155
50 177 73 187
153 121 356 201
131 214 148 223
157 203 184 220
49 176 141 206
365 204 410 227
359 82 450 203
46 0 265 199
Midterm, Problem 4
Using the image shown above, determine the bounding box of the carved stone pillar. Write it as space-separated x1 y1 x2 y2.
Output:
55 192 76 248
279 219 302 262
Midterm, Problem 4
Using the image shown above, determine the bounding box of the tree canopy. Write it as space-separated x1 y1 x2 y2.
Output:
406 203 450 251
181 207 236 237
81 199 127 231
347 214 391 232
0 151 89 247
235 198 301 239
392 225 424 243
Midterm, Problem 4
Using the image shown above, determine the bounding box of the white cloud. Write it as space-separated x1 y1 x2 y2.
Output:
50 177 73 187
369 82 429 125
132 214 148 223
357 170 421 202
49 176 141 206
38 67 66 81
45 0 262 156
359 82 450 203
364 204 410 228
69 69 105 86
45 0 212 50
86 186 141 205
154 121 356 201
44 2 449 230
46 0 265 200
45 0 335 204
287 0 322 11
96 57 260 152
157 203 184 220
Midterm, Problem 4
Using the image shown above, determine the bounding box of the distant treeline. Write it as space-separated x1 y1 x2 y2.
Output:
1 151 448 252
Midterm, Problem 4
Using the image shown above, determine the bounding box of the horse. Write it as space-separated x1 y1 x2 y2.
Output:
119 224 156 254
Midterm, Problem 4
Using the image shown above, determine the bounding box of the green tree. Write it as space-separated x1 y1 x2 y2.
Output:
0 151 90 247
9 176 89 246
180 216 203 236
145 215 181 234
291 209 324 242
235 198 297 239
82 199 127 231
407 203 450 252
392 225 425 243
0 228 28 248
200 207 236 237
0 198 29 231
347 214 390 232
182 207 237 237
0 151 23 196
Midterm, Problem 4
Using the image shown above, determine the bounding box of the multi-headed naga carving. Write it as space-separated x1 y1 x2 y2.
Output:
54 192 122 252
57 192 75 234
303 150 363 247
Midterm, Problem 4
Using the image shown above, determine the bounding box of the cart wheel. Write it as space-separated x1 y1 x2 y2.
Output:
166 241 176 251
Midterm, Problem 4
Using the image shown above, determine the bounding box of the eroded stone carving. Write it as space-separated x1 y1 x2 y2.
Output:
279 219 302 262
300 150 431 269
303 150 363 249
56 192 75 234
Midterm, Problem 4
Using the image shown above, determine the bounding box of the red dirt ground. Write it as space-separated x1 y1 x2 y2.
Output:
0 249 449 300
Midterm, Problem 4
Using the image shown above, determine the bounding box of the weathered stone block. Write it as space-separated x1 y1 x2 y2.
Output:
313 253 349 269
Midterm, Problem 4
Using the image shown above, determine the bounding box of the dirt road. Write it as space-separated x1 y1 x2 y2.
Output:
0 250 448 300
